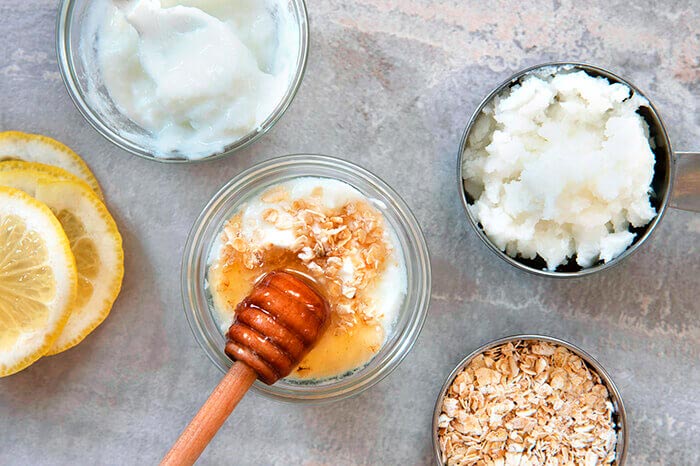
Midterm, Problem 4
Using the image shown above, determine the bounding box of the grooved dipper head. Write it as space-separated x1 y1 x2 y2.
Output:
225 271 329 385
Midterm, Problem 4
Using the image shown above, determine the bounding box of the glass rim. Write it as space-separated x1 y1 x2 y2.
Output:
432 334 629 465
56 0 310 164
181 154 432 402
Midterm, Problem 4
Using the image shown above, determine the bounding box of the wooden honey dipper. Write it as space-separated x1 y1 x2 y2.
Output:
162 271 329 465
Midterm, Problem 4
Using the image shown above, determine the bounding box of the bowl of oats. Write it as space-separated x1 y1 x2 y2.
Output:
183 154 431 402
433 335 628 465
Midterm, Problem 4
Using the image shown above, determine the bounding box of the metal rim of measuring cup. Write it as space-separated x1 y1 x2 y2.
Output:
456 62 675 278
432 334 629 465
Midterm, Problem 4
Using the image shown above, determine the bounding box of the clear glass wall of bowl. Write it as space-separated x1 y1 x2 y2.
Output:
57 0 309 161
182 155 432 402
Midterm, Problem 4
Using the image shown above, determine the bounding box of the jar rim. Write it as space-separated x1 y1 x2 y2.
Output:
182 154 432 402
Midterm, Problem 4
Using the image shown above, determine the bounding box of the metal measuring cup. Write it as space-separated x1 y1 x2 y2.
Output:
431 335 628 465
457 62 700 278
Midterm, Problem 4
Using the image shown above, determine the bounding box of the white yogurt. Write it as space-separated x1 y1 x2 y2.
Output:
239 178 381 248
86 0 298 159
209 177 408 339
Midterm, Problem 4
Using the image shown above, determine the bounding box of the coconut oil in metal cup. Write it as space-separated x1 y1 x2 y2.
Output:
457 62 700 277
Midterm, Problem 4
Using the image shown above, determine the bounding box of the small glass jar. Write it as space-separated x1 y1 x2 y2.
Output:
56 0 309 163
182 154 432 402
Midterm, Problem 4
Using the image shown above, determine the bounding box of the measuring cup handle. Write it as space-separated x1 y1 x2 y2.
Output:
670 151 700 213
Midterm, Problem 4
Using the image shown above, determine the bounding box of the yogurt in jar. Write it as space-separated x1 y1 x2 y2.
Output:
207 178 408 382
85 0 299 159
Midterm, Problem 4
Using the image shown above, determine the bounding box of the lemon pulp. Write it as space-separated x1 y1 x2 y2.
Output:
0 215 56 350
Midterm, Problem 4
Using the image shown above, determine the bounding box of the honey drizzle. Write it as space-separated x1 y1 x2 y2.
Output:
209 190 393 381
209 246 385 381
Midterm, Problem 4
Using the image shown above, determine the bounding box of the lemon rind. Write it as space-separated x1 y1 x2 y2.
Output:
0 131 103 199
0 169 124 356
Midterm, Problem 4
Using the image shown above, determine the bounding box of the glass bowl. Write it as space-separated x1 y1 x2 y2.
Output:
56 0 309 163
432 335 628 465
182 154 432 402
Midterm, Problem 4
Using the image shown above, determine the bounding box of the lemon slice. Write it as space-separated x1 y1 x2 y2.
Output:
0 131 103 199
0 187 77 377
0 169 124 354
0 160 85 184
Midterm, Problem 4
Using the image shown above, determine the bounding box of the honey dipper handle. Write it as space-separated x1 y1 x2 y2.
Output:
161 362 258 466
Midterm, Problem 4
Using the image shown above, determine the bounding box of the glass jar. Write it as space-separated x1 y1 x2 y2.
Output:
182 154 432 402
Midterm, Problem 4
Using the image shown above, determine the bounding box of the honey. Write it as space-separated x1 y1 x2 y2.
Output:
208 245 385 381
207 179 407 382
290 319 383 381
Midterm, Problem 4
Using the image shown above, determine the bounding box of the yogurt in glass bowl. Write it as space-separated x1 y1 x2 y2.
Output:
182 155 432 402
57 0 308 162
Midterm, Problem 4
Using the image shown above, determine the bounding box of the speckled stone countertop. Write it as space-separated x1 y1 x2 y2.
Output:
1 1 698 464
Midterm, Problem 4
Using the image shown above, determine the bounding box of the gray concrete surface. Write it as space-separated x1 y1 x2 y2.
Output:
1 0 698 464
